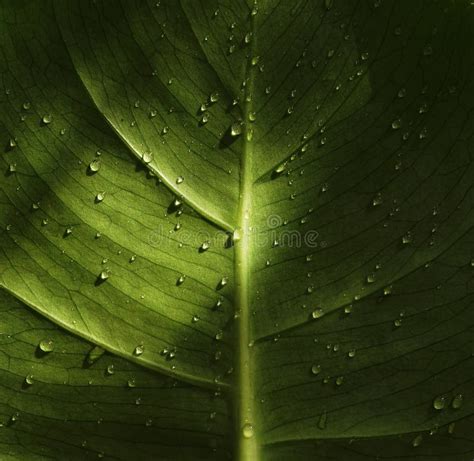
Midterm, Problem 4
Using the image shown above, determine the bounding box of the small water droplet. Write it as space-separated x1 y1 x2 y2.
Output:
42 114 52 125
372 192 383 206
39 339 54 353
89 159 101 173
391 118 401 130
100 269 110 281
433 395 446 410
142 152 153 164
106 364 115 375
231 122 242 137
134 344 144 356
311 364 321 375
242 423 254 438
24 374 34 386
412 434 423 447
451 394 463 409
318 411 327 429
95 192 106 203
311 308 324 319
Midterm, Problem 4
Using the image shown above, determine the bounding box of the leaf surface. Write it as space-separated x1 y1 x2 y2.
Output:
0 0 474 459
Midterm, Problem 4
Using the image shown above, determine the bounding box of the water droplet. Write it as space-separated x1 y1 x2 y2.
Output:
366 273 375 284
402 232 412 244
106 364 115 375
311 364 321 375
100 269 110 281
219 277 228 288
372 192 383 206
176 176 184 184
42 114 52 124
95 192 106 202
335 376 344 386
215 330 223 341
201 113 209 124
394 319 402 328
24 374 34 386
348 349 356 358
39 339 54 353
274 162 287 175
89 159 101 173
200 241 210 252
242 423 254 438
127 378 136 388
87 346 105 365
311 308 324 319
433 395 446 410
318 411 327 429
134 345 144 356
231 122 242 137
142 152 153 164
412 434 423 447
451 394 463 409
391 118 401 130
177 275 186 285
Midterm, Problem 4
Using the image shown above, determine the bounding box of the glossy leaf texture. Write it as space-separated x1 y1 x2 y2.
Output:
0 0 474 460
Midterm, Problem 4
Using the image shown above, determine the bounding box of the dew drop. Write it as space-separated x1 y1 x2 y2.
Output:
412 434 423 447
100 269 110 281
89 159 101 173
311 364 321 375
372 192 383 206
242 423 254 439
95 192 106 203
39 339 54 353
311 308 324 319
106 364 115 375
391 118 401 130
134 345 144 356
231 122 242 137
451 394 463 409
142 152 153 164
24 374 34 386
433 395 446 410
318 411 327 430
200 241 210 252
42 114 52 124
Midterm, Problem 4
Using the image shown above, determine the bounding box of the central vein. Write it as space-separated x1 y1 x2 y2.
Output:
234 7 259 461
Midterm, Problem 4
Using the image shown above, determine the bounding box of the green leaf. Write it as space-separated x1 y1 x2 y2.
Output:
1 0 474 459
